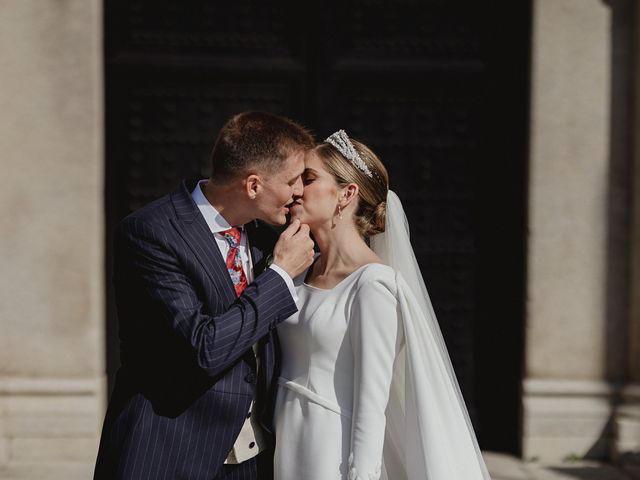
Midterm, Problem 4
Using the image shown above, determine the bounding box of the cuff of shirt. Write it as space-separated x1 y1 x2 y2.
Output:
268 264 298 303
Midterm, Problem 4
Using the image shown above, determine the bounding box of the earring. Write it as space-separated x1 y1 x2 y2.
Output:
338 205 343 220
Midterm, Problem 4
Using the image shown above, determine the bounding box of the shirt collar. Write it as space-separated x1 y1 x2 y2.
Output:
191 179 241 234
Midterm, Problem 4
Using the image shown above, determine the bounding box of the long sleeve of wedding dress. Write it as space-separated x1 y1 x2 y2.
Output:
273 258 490 479
348 275 403 480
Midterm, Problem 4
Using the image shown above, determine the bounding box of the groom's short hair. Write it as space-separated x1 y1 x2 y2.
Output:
210 111 314 183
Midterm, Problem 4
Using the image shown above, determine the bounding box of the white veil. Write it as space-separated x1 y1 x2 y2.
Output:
370 190 492 480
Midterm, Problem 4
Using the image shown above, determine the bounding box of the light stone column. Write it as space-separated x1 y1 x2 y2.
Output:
0 1 104 478
613 4 640 475
524 0 629 462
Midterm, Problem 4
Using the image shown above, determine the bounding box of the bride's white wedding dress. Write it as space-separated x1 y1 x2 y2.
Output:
273 191 491 480
274 263 400 480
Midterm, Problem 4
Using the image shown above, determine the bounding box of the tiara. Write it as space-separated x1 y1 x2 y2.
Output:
324 130 373 178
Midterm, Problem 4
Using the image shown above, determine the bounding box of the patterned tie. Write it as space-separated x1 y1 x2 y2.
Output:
220 227 248 296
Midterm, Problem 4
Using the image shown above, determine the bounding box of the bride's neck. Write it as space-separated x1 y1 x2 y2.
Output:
311 220 369 275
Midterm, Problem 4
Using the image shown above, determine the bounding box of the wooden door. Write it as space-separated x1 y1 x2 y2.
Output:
105 0 530 454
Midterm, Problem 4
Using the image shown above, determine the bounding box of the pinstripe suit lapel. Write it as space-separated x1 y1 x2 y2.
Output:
169 181 237 305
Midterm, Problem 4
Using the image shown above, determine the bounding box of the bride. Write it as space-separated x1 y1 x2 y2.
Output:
272 130 491 480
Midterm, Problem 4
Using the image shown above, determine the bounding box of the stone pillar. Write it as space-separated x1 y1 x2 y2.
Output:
613 4 640 475
0 1 104 478
524 0 629 462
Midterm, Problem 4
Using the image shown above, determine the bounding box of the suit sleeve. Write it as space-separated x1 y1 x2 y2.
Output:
348 277 401 480
115 216 298 378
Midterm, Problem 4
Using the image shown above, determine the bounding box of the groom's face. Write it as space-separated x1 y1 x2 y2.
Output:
255 150 305 225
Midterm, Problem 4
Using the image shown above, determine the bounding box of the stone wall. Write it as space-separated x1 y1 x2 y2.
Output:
0 1 104 477
524 0 632 462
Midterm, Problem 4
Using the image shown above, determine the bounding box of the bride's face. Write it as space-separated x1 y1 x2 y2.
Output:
288 150 340 227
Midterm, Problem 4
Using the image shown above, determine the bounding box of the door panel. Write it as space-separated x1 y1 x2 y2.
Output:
105 0 530 453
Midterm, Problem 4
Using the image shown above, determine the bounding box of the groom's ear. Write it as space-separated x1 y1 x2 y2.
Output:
244 174 261 200
340 183 359 207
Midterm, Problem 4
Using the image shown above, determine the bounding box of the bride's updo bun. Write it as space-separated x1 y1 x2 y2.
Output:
315 136 389 238
364 199 387 237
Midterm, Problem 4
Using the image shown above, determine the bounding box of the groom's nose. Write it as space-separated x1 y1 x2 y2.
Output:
292 176 303 197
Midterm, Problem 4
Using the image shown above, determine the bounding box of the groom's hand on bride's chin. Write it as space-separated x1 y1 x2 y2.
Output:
272 218 315 279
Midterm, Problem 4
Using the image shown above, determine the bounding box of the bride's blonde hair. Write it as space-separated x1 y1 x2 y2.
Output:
314 138 389 238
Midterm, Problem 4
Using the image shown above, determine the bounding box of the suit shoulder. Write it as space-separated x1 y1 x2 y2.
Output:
116 193 176 238
118 194 174 227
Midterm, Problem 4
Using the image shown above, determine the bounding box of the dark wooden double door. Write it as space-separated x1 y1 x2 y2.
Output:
105 0 531 454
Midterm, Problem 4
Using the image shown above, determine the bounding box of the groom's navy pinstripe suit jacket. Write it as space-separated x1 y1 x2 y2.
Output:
94 181 297 480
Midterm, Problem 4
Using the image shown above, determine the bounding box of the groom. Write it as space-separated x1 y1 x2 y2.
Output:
94 112 315 479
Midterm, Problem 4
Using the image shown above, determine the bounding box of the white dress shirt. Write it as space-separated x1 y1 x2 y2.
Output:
191 180 295 464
